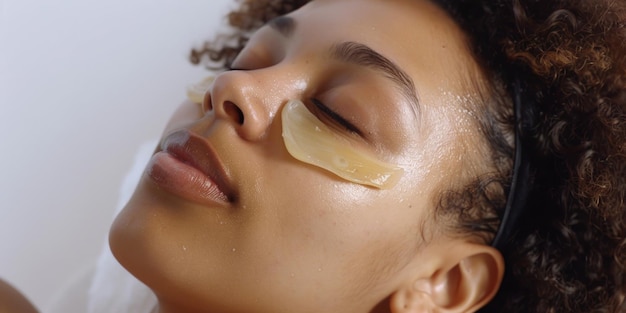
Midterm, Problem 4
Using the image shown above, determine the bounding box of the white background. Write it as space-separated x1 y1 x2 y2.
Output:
0 0 231 310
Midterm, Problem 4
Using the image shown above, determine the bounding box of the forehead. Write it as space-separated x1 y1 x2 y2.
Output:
293 0 477 101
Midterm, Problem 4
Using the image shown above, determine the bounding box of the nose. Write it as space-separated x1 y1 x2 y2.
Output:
204 70 275 141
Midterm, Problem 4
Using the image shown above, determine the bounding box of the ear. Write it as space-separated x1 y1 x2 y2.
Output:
389 243 504 313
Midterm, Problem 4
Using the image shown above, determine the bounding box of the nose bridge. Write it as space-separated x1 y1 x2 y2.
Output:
209 69 292 141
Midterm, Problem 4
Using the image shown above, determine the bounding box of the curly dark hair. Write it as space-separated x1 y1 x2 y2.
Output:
190 0 626 312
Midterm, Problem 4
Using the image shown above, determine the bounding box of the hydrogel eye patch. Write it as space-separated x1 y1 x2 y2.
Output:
187 76 215 104
281 99 403 189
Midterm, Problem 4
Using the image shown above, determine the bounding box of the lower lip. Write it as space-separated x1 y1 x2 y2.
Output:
146 151 230 206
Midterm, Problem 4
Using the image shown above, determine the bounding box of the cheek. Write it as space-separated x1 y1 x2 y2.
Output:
255 164 425 286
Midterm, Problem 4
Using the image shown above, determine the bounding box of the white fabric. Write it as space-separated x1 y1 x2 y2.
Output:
86 140 158 313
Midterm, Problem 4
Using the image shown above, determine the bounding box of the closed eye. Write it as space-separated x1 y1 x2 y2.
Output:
310 98 363 136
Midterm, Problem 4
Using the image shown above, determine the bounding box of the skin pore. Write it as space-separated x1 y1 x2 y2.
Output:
110 0 505 312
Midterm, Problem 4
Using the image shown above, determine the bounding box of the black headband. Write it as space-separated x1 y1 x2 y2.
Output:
491 79 535 250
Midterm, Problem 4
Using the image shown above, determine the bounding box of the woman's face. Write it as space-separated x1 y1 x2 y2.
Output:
110 0 488 312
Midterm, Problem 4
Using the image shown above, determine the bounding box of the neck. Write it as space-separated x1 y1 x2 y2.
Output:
151 298 392 313
152 301 212 313
151 302 185 313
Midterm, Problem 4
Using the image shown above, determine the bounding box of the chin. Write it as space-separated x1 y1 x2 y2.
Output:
107 182 231 312
108 180 174 290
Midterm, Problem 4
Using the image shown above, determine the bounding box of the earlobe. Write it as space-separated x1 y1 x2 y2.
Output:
390 245 504 313
390 286 432 313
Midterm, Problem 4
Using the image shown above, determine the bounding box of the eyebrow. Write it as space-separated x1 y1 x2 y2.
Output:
268 16 420 117
330 42 420 116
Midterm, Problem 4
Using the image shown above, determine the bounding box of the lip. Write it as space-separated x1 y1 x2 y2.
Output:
146 130 235 206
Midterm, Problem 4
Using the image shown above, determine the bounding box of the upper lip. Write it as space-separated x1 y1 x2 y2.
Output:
159 130 236 202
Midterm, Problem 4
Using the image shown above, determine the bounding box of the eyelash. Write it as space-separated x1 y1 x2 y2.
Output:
310 98 362 136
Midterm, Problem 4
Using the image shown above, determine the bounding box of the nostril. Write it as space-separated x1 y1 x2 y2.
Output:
223 101 244 125
203 93 213 112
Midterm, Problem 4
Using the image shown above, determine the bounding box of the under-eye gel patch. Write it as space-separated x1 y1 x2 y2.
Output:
187 76 215 104
281 99 403 189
